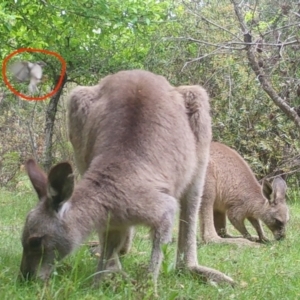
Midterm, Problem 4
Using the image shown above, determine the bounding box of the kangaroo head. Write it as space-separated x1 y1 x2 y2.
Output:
261 177 289 240
20 159 74 280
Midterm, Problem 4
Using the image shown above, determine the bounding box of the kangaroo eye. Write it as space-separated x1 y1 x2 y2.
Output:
28 236 43 249
275 219 283 227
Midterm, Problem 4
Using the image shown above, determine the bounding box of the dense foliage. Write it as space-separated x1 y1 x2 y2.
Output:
1 0 300 189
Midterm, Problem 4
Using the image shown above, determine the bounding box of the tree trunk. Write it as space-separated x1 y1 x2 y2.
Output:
42 73 68 171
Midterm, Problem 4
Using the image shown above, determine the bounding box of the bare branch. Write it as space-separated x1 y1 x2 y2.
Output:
181 47 227 71
231 0 248 33
264 22 300 37
293 11 300 18
169 37 243 50
231 0 300 129
181 1 242 42
171 36 299 49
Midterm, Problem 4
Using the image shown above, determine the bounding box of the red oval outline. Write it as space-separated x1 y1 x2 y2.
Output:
2 48 66 101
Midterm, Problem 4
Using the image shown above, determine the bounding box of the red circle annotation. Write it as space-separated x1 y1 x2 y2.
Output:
2 48 66 101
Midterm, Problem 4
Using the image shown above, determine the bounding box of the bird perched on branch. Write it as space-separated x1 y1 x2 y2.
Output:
8 61 47 94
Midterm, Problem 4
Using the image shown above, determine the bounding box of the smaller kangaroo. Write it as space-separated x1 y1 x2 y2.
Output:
200 142 289 245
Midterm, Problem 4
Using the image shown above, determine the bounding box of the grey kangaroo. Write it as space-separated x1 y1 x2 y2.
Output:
20 70 234 291
200 141 289 245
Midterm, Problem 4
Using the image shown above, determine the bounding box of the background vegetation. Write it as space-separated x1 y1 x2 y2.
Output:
1 0 300 185
1 0 300 187
1 0 300 298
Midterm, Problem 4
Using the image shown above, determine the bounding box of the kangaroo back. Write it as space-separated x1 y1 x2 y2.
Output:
67 70 197 197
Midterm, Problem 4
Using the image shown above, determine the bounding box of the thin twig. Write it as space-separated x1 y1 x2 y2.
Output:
181 48 227 71
170 37 299 49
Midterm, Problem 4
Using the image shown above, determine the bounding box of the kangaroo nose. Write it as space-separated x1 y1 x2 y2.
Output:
275 232 285 241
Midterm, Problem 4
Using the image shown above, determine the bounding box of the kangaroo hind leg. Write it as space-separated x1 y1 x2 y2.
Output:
148 193 178 295
177 180 234 286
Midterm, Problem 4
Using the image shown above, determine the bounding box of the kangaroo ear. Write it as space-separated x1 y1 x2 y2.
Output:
272 177 287 204
47 162 74 211
262 179 274 204
25 159 47 200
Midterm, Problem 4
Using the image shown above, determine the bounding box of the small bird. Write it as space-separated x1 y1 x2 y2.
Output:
9 61 47 94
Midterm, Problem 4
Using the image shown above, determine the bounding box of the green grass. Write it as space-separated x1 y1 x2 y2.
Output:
1 187 300 300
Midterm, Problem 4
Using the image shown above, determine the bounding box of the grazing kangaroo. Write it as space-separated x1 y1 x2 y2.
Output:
20 70 234 290
200 141 289 245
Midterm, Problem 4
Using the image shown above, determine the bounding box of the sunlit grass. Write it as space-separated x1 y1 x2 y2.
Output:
1 188 300 299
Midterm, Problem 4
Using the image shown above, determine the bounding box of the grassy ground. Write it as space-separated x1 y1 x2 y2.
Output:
1 187 300 300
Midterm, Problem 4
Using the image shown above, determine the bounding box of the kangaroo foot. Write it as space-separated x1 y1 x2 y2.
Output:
204 236 259 247
245 236 271 245
257 236 270 244
216 237 260 247
188 265 235 286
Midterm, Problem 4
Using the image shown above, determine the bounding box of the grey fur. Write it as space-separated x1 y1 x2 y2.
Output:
20 70 234 290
